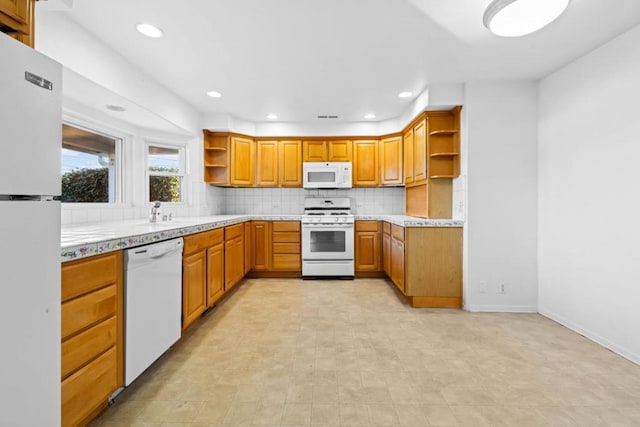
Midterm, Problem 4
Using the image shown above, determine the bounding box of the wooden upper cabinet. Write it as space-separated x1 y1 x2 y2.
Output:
352 140 379 187
256 140 278 187
403 129 414 185
0 0 34 47
230 136 255 186
303 140 352 162
279 140 302 187
328 140 352 162
303 140 327 162
380 135 403 185
413 119 427 183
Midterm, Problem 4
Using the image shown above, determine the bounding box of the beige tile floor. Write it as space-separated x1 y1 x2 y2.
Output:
90 278 640 427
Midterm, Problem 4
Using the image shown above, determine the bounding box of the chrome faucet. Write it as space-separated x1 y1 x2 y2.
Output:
149 201 161 223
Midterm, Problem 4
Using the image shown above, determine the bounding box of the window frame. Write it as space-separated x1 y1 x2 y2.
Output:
145 140 187 204
61 120 125 205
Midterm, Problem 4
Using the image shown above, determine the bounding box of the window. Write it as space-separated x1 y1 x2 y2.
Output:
147 143 185 203
61 124 121 203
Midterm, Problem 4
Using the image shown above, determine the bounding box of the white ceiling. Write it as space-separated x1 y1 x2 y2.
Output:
55 0 640 123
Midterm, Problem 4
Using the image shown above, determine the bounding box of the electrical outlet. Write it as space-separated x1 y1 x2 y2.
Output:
499 283 506 294
479 281 487 293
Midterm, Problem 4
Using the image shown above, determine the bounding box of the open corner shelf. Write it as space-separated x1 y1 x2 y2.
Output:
204 164 228 168
429 174 457 179
204 147 227 151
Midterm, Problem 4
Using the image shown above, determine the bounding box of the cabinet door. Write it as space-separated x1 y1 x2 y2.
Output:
303 140 327 162
413 119 427 183
382 232 391 276
328 140 352 162
355 231 380 272
224 239 235 290
391 237 405 293
206 243 224 307
352 140 379 186
244 222 253 274
256 140 278 187
403 129 414 185
380 136 403 185
182 251 207 330
235 235 245 283
230 136 255 186
0 0 29 24
279 140 303 187
252 221 272 271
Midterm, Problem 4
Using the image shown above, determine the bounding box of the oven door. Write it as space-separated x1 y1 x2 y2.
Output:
302 223 354 260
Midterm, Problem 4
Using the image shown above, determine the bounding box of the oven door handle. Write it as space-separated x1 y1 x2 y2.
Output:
302 223 354 228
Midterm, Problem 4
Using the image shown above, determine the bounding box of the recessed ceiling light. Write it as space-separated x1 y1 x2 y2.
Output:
136 23 163 38
105 105 126 112
483 0 570 37
206 90 222 98
398 91 413 98
266 114 278 120
364 113 376 120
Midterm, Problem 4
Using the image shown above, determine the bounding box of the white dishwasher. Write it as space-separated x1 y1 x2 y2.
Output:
124 238 183 386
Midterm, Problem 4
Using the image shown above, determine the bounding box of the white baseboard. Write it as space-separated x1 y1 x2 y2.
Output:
465 304 538 313
539 307 640 366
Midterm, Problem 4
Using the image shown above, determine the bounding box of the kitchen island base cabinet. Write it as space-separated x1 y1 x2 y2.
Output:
405 227 462 308
61 251 123 427
381 222 462 308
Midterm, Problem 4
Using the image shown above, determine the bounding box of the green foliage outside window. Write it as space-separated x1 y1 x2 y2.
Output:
61 168 108 203
61 166 181 203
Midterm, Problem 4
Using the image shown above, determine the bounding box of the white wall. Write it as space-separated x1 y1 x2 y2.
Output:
538 25 640 364
464 82 538 312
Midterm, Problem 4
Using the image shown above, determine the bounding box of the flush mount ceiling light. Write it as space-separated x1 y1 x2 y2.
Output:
364 113 376 120
398 91 413 98
136 23 163 38
266 114 278 120
206 90 222 98
483 0 570 37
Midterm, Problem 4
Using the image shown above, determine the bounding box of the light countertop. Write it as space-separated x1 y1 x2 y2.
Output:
61 214 463 262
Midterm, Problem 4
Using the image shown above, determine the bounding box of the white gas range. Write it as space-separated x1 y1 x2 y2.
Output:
301 197 355 278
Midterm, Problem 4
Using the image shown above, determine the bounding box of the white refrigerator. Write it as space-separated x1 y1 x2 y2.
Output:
0 34 62 426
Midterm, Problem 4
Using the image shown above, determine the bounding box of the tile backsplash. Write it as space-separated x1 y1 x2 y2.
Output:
222 187 405 215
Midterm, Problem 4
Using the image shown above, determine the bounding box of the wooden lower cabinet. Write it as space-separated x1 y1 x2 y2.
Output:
355 221 382 275
61 251 123 427
248 221 301 275
207 242 225 306
182 251 207 330
390 225 405 293
272 221 300 271
382 222 463 308
225 224 245 290
182 229 225 331
0 0 34 47
382 227 391 276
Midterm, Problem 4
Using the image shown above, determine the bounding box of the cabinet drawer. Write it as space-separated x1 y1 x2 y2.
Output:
62 285 117 339
272 242 300 254
183 228 223 255
391 224 404 242
382 222 391 235
356 221 379 232
62 346 118 427
272 221 300 232
272 231 300 243
273 254 301 270
225 223 243 240
61 316 116 379
62 252 120 302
